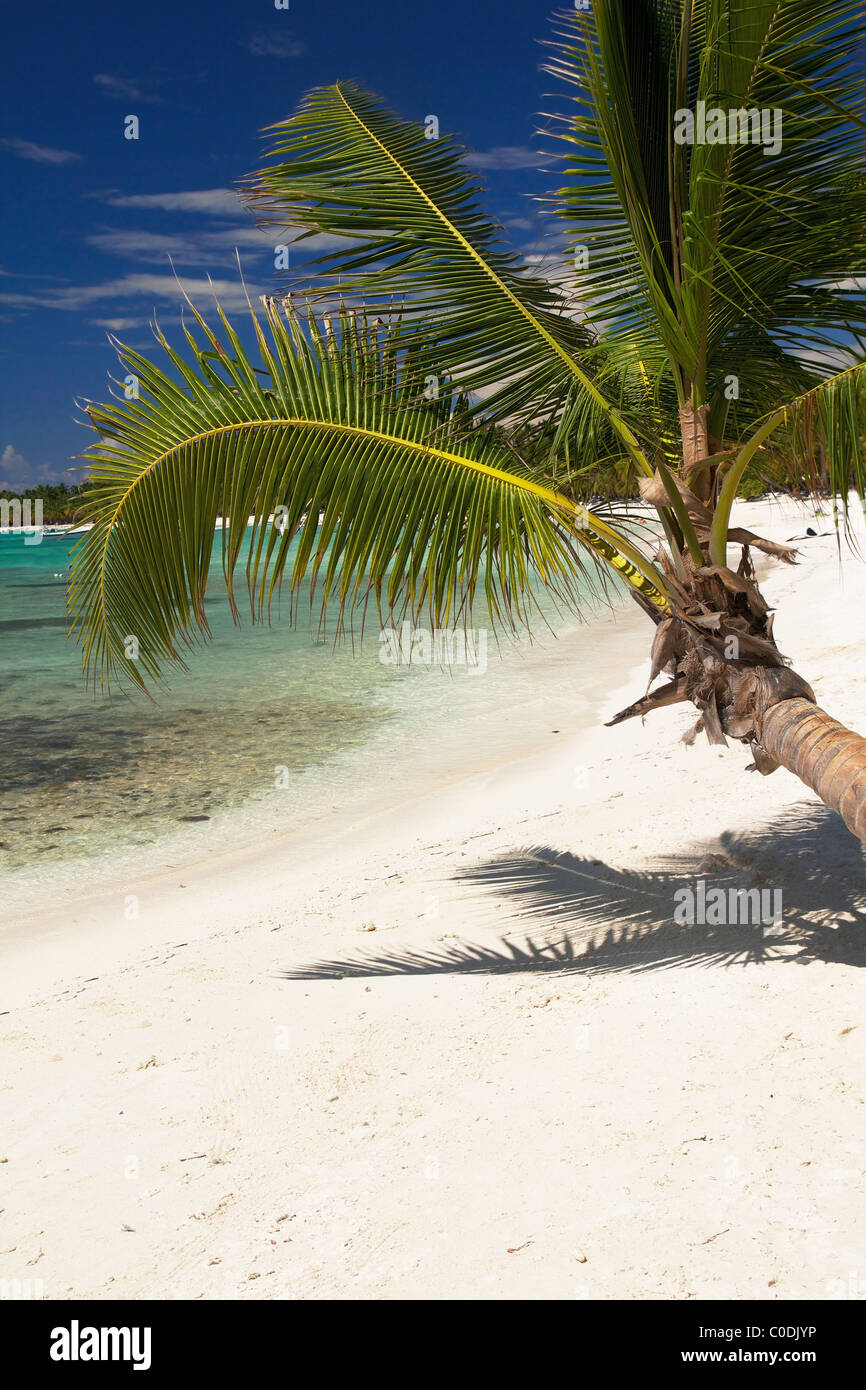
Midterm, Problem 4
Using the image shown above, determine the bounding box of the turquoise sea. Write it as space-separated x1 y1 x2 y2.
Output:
0 527 640 919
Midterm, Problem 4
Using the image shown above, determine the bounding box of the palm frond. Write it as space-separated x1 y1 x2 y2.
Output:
547 0 866 414
241 80 656 473
69 294 670 690
710 358 866 561
545 0 692 392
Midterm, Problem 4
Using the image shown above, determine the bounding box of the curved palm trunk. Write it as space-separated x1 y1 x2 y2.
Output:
760 698 866 844
608 549 866 846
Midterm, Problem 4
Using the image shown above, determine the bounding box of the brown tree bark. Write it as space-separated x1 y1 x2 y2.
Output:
624 405 866 843
609 555 866 846
759 698 866 843
679 401 712 504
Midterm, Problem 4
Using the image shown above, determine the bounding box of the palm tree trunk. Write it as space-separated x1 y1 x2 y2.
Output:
679 401 712 503
760 698 866 843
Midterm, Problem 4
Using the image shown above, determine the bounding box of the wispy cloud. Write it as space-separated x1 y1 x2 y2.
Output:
1 137 83 165
0 273 266 315
89 317 143 331
93 73 157 102
796 344 860 372
464 146 554 171
523 248 582 293
85 225 274 264
822 277 866 292
248 30 306 58
85 224 343 266
97 187 242 216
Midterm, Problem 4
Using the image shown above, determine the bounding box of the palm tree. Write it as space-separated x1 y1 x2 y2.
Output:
69 1 866 841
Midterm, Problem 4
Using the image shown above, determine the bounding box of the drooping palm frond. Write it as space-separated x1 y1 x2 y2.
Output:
240 80 656 476
710 358 866 560
68 294 670 691
780 360 866 517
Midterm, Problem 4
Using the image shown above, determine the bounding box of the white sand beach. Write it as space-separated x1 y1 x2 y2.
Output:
2 497 865 1301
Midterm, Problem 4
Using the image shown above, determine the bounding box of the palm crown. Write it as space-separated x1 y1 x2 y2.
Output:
68 1 866 839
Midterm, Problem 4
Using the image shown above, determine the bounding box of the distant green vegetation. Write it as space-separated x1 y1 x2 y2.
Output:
0 482 90 524
0 469 822 528
564 457 823 503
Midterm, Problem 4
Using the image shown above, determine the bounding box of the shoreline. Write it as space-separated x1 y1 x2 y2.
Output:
2 496 865 1300
2 582 647 935
1 606 647 1010
0 492 817 931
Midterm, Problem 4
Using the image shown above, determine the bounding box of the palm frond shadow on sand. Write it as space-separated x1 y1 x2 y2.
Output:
282 802 866 981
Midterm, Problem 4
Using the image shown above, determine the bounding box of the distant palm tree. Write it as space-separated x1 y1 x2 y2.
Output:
70 2 866 839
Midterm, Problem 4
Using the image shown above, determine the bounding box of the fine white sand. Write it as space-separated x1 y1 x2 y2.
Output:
2 497 865 1301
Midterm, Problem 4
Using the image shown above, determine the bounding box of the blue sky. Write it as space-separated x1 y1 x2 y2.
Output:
0 0 567 489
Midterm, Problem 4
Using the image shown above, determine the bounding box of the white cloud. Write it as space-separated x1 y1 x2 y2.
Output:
89 317 143 331
796 345 858 372
99 188 242 216
85 224 346 266
94 73 161 102
0 444 26 483
822 277 866 292
93 73 147 101
464 146 554 171
0 444 69 491
85 225 275 264
1 137 83 165
248 31 306 57
0 273 266 315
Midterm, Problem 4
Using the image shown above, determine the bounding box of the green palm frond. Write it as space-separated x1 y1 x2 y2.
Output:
780 362 866 519
548 0 866 412
545 0 691 390
68 294 670 691
682 0 866 396
241 80 655 474
710 358 866 561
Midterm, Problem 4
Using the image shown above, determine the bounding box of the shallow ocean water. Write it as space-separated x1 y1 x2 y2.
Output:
0 527 640 917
